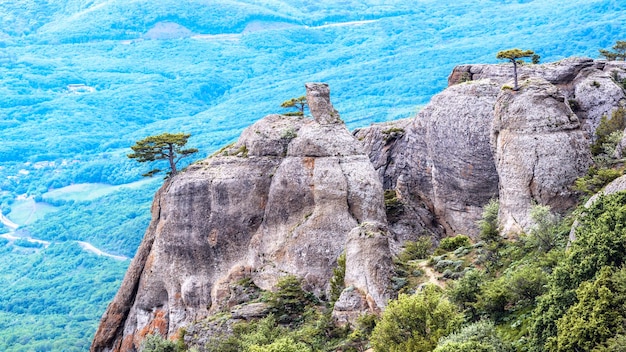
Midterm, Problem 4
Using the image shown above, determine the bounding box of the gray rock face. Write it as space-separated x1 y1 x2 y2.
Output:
356 79 501 241
418 80 501 236
450 57 626 142
92 84 393 352
305 82 342 124
572 66 626 139
354 119 441 252
332 222 393 326
448 57 595 87
357 59 621 239
492 78 591 234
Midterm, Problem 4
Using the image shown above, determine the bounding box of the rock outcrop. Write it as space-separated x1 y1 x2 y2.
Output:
356 79 502 240
492 78 591 234
358 58 622 238
449 57 626 141
92 83 394 352
94 58 626 351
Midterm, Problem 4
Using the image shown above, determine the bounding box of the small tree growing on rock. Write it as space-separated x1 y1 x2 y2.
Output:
280 96 308 117
599 40 626 61
496 48 535 90
128 132 198 177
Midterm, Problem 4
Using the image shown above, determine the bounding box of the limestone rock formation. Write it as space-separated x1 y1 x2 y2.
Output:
358 58 621 239
356 79 501 241
492 78 591 234
93 59 626 351
91 83 394 352
449 57 626 141
333 222 394 326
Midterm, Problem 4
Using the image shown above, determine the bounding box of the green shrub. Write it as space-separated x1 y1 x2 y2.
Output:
370 285 463 352
267 275 318 325
478 199 499 243
574 167 622 196
593 334 626 352
591 108 626 156
398 238 432 262
329 252 346 305
248 337 311 352
384 189 404 220
532 191 626 350
525 204 565 253
434 320 513 352
439 235 471 252
448 269 486 321
140 334 177 352
476 279 513 321
477 199 504 271
552 267 626 351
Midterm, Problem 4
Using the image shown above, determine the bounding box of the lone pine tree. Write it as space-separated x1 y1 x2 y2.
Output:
281 96 308 116
128 132 198 177
496 48 535 90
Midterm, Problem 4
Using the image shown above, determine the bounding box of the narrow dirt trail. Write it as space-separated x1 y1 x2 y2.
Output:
418 261 446 288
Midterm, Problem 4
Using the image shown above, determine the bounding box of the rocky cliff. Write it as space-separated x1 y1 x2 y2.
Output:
358 57 625 237
92 83 395 352
93 58 626 351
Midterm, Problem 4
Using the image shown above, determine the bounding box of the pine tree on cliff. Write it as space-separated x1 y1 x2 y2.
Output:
128 132 198 177
281 96 308 116
599 40 626 61
496 48 535 91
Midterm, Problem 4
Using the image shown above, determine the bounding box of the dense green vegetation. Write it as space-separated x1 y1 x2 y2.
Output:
0 242 127 352
1 0 626 350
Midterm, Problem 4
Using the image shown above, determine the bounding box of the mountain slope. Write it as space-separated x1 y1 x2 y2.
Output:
1 0 626 350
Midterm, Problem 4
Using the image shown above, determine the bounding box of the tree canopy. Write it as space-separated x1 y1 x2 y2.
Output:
599 40 626 61
127 132 198 177
496 48 535 90
280 96 308 117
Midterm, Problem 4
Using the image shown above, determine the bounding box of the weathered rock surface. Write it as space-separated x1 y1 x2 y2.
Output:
356 79 501 240
448 57 595 87
333 222 394 326
492 78 591 234
449 57 626 141
358 58 622 239
354 118 443 252
91 83 394 352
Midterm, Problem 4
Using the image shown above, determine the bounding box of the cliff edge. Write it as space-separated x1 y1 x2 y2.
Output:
93 58 626 351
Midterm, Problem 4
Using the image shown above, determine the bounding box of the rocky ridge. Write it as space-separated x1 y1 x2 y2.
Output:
92 83 394 352
358 57 625 237
93 58 626 351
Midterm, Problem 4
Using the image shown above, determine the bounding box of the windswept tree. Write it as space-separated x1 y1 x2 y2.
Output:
496 48 535 91
128 132 198 177
281 96 307 116
599 40 626 61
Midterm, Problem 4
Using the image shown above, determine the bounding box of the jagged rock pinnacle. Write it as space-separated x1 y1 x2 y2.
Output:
305 82 342 124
